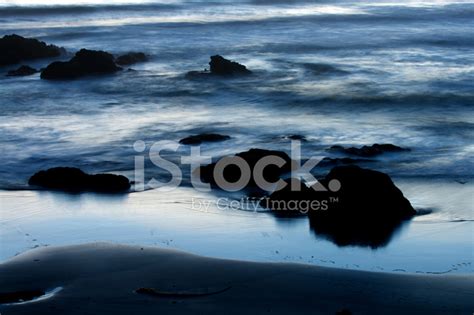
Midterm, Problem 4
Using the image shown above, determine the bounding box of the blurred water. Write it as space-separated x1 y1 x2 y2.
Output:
0 0 473 265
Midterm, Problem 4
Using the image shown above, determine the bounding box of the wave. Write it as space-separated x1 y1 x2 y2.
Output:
0 3 180 17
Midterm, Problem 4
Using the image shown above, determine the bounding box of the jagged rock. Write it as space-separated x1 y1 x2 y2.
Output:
0 34 65 66
179 133 230 145
115 52 147 66
186 55 252 78
41 49 121 80
6 65 38 76
28 167 130 193
209 55 252 76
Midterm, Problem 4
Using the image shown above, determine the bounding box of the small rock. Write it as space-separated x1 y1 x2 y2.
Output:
28 167 130 193
317 157 374 167
329 143 409 157
209 55 252 76
7 65 38 77
187 55 252 78
179 133 230 145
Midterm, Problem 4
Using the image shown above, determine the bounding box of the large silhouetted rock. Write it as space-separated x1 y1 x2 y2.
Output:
179 133 230 145
0 34 65 66
197 148 291 190
41 49 121 80
28 167 130 193
264 166 416 247
329 144 409 157
6 65 38 77
115 52 147 66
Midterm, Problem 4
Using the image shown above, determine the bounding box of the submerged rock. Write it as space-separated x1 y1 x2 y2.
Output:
329 143 409 157
28 167 130 193
6 65 38 77
115 52 147 66
41 49 121 80
179 133 230 145
0 34 65 66
186 55 252 78
264 166 416 247
197 148 291 190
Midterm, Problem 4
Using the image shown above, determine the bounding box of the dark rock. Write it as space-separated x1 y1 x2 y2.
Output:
28 167 130 193
6 65 38 76
187 55 251 78
197 148 291 190
41 49 121 80
180 133 230 145
317 157 374 167
265 166 416 248
115 52 147 66
210 55 251 76
0 290 45 304
285 134 307 141
329 143 409 157
0 34 65 66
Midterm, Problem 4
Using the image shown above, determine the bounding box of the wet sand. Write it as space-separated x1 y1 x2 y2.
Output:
0 243 472 314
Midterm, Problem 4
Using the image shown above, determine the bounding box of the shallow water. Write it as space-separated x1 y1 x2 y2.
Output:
0 0 473 268
0 185 472 274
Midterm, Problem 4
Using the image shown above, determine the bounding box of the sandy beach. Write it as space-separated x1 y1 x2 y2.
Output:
1 242 473 314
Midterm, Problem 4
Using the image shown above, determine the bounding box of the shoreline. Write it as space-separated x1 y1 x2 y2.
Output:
1 242 473 314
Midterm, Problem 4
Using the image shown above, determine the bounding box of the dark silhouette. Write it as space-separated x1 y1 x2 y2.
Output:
209 55 252 76
29 167 130 193
265 166 416 248
115 52 147 66
186 55 252 78
329 143 409 157
6 65 38 77
41 49 121 80
197 148 291 189
179 133 230 145
317 157 374 167
0 34 65 66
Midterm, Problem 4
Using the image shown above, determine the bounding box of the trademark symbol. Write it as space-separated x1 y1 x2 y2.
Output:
329 196 339 203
